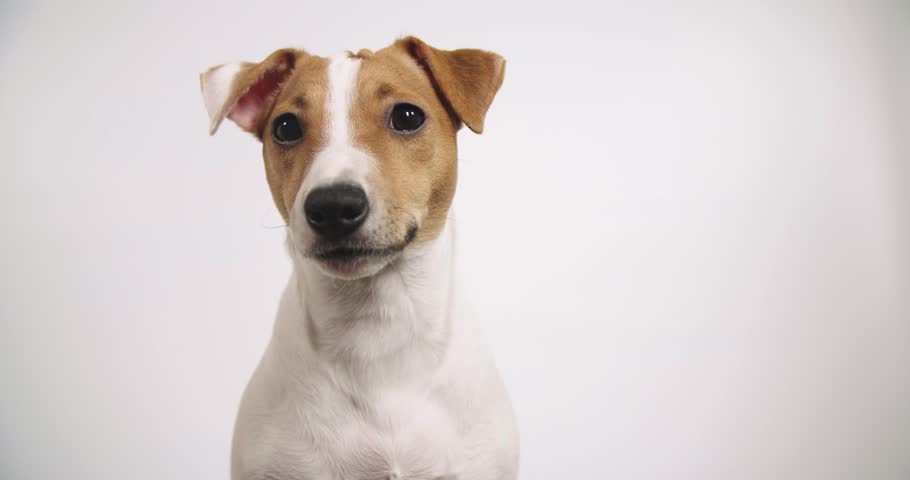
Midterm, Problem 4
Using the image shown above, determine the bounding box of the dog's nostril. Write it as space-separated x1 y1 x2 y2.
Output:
309 211 325 224
340 207 360 222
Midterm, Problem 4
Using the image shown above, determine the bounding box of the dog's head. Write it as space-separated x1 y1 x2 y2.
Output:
201 37 504 279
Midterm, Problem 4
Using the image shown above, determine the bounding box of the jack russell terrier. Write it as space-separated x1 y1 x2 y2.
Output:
200 36 519 480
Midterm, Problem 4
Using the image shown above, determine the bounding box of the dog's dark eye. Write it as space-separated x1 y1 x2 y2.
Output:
272 113 303 144
389 103 426 133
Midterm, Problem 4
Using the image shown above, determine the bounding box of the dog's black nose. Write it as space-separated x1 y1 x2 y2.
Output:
304 184 369 239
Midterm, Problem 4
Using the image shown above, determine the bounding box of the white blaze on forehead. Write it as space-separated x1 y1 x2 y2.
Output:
294 52 371 200
325 52 361 146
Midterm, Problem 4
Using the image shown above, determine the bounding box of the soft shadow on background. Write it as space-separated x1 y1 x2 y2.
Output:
1 1 908 479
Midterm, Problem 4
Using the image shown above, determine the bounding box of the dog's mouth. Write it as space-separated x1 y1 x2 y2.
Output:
306 224 418 272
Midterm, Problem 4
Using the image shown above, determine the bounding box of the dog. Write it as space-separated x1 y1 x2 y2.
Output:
200 36 519 480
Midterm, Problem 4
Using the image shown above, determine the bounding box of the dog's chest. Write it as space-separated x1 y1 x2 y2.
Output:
249 382 462 480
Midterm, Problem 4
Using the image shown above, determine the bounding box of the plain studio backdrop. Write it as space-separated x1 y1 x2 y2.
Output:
1 1 908 479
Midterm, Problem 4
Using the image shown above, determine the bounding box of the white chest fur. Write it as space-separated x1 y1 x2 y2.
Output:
230 223 519 480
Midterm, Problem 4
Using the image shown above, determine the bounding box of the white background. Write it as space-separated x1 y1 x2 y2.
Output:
1 1 908 479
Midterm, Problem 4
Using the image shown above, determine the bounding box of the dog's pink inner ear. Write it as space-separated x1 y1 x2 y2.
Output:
228 66 292 133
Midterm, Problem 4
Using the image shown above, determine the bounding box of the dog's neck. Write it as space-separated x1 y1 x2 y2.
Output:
283 220 456 387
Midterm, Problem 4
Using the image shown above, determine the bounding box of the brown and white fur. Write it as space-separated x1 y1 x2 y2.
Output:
200 37 518 480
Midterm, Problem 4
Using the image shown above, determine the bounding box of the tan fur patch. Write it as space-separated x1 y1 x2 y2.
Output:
261 54 330 221
351 45 460 244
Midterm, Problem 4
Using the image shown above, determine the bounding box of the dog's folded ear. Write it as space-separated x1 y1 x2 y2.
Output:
200 49 298 137
397 36 505 134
